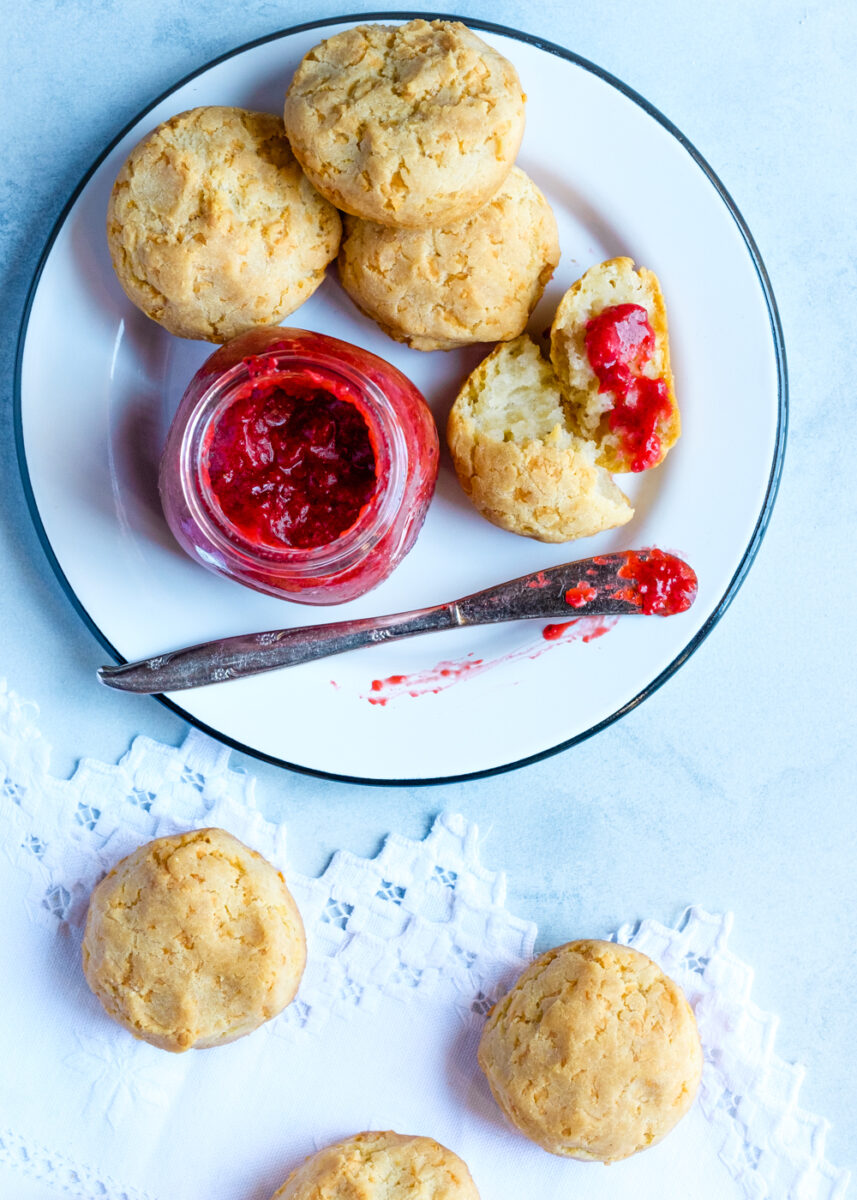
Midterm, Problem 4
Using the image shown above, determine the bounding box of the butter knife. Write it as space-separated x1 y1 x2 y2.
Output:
97 549 696 694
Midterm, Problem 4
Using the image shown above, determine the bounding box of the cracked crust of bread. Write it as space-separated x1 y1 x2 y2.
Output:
81 828 306 1052
477 940 703 1163
447 335 633 542
270 1131 481 1200
283 20 525 227
337 167 559 351
107 106 341 342
549 257 680 472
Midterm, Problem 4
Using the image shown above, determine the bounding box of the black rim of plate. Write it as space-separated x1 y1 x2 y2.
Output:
14 11 788 787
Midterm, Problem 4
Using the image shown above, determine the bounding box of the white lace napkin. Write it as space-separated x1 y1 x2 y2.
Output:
0 680 848 1200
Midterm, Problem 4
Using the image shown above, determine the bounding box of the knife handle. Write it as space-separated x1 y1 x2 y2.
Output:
98 604 457 693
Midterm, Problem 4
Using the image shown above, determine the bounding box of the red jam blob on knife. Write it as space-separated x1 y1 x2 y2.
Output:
584 303 672 472
564 582 598 608
617 548 697 615
159 326 439 605
206 381 377 551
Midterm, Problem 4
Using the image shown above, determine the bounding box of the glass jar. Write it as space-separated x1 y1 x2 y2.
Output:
159 327 439 605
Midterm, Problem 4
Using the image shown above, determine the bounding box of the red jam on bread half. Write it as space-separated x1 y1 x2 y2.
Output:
549 257 680 474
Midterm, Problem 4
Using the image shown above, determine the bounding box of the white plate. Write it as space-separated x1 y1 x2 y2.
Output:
15 16 786 783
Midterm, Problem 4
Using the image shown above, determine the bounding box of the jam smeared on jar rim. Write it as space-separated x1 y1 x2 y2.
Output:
616 548 697 615
585 303 672 472
205 376 377 551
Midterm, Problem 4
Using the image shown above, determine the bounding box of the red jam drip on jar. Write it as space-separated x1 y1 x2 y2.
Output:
206 382 377 551
617 549 697 615
584 304 672 472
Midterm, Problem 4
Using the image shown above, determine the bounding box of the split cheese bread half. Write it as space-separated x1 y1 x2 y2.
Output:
447 335 634 543
550 257 680 473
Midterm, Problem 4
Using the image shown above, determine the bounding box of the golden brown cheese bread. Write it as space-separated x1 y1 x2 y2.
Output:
283 20 525 228
447 335 633 542
550 257 680 472
478 939 703 1163
82 828 306 1052
107 107 341 342
270 1131 481 1200
337 167 559 351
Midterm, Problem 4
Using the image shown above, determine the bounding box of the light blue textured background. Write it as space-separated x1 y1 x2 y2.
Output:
2 0 855 1177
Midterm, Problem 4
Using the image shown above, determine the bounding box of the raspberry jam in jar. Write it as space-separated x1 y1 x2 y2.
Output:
159 327 439 604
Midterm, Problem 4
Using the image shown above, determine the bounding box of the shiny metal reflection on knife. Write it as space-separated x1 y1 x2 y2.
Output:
97 550 696 694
